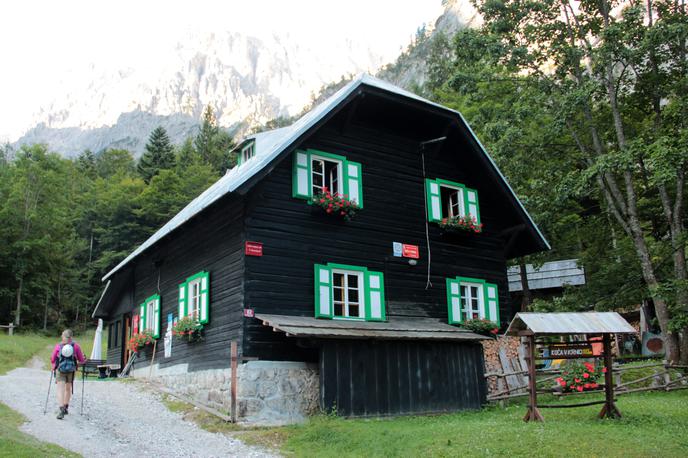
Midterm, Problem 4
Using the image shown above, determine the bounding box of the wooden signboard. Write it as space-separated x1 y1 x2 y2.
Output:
538 343 594 359
245 241 263 257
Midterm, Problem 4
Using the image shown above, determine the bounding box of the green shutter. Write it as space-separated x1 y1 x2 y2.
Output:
199 271 210 324
292 150 311 199
425 179 442 222
484 282 499 325
139 303 146 332
446 278 462 324
365 270 385 321
178 282 186 319
464 187 481 224
314 264 333 318
152 296 161 339
344 161 363 208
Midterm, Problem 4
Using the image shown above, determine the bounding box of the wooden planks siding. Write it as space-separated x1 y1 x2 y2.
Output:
242 122 511 360
320 340 487 417
108 194 246 372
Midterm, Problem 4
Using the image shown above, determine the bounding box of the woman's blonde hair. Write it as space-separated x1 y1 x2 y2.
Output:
61 329 73 341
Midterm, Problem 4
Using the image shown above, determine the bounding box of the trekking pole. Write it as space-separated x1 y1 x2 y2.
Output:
80 366 85 415
43 370 54 415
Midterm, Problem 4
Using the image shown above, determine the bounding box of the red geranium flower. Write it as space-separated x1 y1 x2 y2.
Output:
583 372 590 379
576 386 584 392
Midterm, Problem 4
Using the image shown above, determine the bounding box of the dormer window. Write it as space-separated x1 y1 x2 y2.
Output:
239 142 255 165
311 154 343 196
426 178 480 225
293 149 363 207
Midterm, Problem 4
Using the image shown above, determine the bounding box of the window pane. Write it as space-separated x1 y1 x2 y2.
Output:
333 273 344 287
334 303 344 316
348 274 358 288
349 289 359 303
312 160 323 173
333 287 343 302
349 304 359 317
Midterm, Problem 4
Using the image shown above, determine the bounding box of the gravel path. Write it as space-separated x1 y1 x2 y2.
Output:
0 367 278 457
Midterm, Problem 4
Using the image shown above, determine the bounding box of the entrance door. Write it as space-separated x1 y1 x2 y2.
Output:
122 314 131 367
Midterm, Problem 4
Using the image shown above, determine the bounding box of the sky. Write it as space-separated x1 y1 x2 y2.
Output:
0 0 445 142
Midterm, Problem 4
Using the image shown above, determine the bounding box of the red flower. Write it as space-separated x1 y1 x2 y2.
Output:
320 199 325 203
340 211 345 216
602 367 607 373
584 362 594 371
490 328 498 334
591 383 599 389
584 383 591 389
326 209 332 214
574 378 581 383
576 386 584 392
583 372 590 379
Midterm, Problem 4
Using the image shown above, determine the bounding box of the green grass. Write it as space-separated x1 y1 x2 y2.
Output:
0 333 55 375
265 391 688 457
0 402 79 457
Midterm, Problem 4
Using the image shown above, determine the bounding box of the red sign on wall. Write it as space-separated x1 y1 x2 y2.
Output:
132 315 139 334
245 241 263 257
243 308 255 318
402 244 420 259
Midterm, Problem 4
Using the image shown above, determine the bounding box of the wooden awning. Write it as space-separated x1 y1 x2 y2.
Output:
255 314 488 341
505 312 637 336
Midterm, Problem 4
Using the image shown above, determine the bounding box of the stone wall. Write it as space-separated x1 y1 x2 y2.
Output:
131 360 319 425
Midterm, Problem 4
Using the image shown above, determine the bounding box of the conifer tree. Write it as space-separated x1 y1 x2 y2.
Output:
138 126 176 183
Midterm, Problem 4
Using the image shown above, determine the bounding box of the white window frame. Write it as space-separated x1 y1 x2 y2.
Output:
311 154 343 196
145 299 156 332
460 282 484 321
241 143 255 164
331 268 365 319
441 184 465 218
187 278 202 319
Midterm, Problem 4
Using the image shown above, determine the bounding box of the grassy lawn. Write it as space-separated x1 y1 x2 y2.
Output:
271 391 688 457
0 333 56 375
0 402 78 458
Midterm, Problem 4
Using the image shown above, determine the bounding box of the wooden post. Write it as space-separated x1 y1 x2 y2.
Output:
599 333 621 419
148 340 158 379
8 323 14 336
230 340 238 423
524 334 543 422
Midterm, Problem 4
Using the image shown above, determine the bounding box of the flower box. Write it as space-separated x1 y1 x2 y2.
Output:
461 318 499 337
128 331 154 353
311 188 360 221
172 316 204 343
439 215 483 234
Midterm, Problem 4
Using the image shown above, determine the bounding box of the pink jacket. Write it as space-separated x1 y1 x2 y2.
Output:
50 340 87 371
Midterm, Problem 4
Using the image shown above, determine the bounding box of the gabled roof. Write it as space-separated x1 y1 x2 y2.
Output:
507 259 585 292
506 312 636 335
103 73 549 281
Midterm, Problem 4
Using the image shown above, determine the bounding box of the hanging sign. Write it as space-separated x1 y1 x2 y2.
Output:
402 244 420 259
164 313 173 358
539 343 594 359
243 308 255 318
245 241 263 257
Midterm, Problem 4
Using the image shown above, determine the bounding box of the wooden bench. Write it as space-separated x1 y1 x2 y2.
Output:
82 360 122 378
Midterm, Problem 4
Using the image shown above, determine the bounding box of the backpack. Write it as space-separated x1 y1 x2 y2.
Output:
57 343 77 373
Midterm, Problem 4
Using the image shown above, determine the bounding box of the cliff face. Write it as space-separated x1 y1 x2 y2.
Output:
12 3 478 157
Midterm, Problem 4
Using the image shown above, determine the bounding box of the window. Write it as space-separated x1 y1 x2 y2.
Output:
178 271 210 324
314 263 385 321
139 294 161 339
460 283 482 320
113 320 120 347
311 155 342 196
293 149 364 208
446 277 499 326
426 178 480 224
188 278 202 319
108 323 114 349
441 184 464 218
239 142 255 165
332 269 364 319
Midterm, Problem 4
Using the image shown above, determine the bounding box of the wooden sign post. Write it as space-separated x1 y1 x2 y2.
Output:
524 334 543 422
599 334 622 419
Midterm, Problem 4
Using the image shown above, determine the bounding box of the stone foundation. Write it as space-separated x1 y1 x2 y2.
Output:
132 361 319 425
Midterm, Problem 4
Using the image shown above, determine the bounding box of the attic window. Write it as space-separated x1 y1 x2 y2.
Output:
425 178 480 226
239 142 255 165
311 155 342 196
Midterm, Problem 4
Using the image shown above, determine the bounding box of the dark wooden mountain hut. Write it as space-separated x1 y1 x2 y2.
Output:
93 74 549 422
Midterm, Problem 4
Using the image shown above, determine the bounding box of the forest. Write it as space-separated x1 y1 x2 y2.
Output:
1 0 686 362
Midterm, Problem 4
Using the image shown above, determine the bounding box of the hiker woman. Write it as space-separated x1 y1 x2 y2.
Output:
50 329 86 419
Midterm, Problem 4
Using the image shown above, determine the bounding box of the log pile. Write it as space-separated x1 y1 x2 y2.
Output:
482 336 522 395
